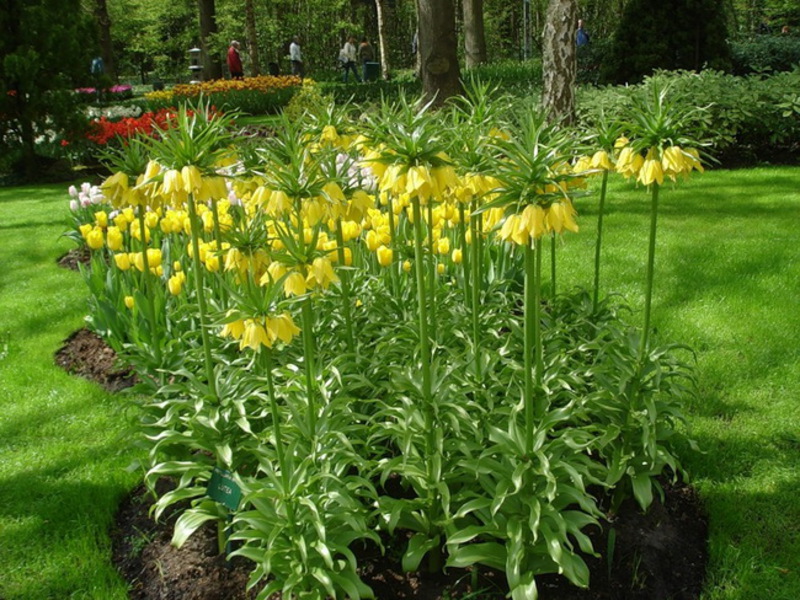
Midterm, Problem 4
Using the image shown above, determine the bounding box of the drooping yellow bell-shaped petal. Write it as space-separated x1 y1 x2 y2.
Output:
283 271 307 297
267 312 301 344
181 165 203 195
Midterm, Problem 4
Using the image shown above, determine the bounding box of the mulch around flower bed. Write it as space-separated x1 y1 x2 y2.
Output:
55 328 708 599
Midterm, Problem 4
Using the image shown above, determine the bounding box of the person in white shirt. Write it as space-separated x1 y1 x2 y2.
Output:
340 36 360 83
289 36 304 78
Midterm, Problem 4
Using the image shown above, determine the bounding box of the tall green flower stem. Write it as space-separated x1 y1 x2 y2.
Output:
136 208 162 365
592 170 610 312
386 197 400 300
209 197 227 303
458 203 471 308
640 182 660 360
426 201 438 341
550 233 557 298
523 237 545 455
186 194 218 400
334 218 356 354
411 196 442 574
469 203 482 382
292 202 319 440
259 349 299 541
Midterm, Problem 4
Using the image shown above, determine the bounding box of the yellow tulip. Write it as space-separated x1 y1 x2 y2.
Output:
452 248 463 264
124 296 135 309
402 260 412 273
106 226 123 251
168 273 184 296
376 244 393 267
94 211 108 229
86 227 104 250
114 252 131 271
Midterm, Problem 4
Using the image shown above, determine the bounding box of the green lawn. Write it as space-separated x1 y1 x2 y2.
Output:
0 167 798 599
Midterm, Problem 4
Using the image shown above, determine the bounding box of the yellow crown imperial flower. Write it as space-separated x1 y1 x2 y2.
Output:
181 165 203 195
638 148 664 186
220 314 246 340
307 256 339 289
616 147 644 179
590 150 614 171
283 271 307 297
101 172 130 208
266 312 301 345
240 318 272 351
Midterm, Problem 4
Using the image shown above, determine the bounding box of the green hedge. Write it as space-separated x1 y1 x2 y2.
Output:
730 35 800 74
578 69 800 164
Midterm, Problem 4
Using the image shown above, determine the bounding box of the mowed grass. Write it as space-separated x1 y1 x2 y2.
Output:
0 182 139 599
0 166 798 599
559 166 800 600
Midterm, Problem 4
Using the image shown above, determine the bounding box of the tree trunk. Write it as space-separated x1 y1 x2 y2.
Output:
93 0 116 81
463 0 487 68
244 0 260 76
541 0 577 125
417 0 463 105
375 0 392 79
198 0 223 80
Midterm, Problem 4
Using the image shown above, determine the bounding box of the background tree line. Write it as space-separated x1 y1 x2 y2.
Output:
89 0 800 84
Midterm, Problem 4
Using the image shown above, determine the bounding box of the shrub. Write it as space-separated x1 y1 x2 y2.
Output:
578 69 800 163
730 35 800 74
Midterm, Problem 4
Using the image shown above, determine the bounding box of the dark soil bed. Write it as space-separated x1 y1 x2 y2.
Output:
56 330 708 599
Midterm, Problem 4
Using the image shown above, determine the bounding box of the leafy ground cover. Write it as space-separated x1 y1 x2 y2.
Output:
0 165 798 599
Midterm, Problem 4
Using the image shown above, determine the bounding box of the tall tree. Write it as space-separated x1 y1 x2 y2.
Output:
92 0 117 81
198 0 223 79
463 0 487 67
244 0 260 75
375 0 392 79
417 0 463 104
1 0 94 179
541 0 578 124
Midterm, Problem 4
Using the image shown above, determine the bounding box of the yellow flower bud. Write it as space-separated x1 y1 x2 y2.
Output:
452 248 463 264
403 260 412 273
437 263 445 275
124 296 135 309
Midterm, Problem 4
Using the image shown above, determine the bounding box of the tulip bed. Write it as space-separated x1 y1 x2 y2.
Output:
67 87 705 600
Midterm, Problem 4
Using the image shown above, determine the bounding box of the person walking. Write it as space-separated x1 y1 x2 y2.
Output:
358 37 375 82
289 36 304 79
340 36 360 83
227 40 244 79
576 19 590 46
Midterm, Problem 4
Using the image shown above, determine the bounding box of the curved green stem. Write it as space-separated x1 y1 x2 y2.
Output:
641 183 660 360
186 195 217 399
592 170 610 312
